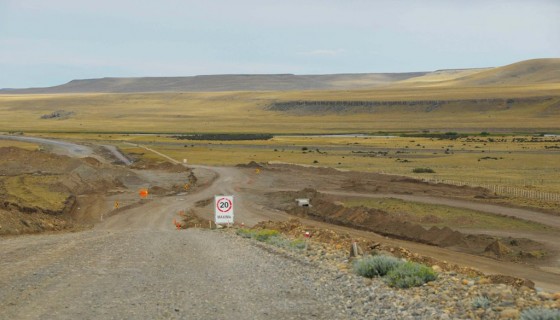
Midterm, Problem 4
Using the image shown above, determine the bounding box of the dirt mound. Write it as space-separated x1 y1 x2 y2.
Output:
0 147 148 235
266 163 493 199
254 218 354 245
484 240 512 258
0 207 76 236
82 157 102 167
130 159 188 173
236 161 264 169
254 219 535 289
0 147 81 175
269 189 547 263
180 209 211 229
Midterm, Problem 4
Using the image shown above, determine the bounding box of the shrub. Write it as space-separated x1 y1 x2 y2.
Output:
471 296 491 309
385 262 437 288
353 255 405 278
253 229 280 241
520 308 560 320
236 228 254 238
289 239 307 250
265 235 290 247
412 167 435 173
237 228 306 251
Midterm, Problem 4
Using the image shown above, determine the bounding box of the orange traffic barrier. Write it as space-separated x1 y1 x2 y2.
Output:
139 189 149 198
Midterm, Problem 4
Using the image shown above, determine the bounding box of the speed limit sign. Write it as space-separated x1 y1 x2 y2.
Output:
215 195 234 224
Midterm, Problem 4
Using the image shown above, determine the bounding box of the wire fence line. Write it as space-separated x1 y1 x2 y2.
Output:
411 176 560 203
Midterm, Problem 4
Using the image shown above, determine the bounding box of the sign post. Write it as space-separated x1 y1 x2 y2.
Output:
214 195 234 225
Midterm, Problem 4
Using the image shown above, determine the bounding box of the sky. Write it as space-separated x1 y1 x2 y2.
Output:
1 0 559 88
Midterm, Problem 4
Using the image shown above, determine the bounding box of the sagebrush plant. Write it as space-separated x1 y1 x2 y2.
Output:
264 235 290 248
471 296 491 309
289 239 307 250
353 255 405 278
236 228 306 251
254 229 280 241
385 261 437 288
236 228 254 238
520 307 560 320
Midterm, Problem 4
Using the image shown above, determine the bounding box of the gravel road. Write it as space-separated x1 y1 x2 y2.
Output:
0 228 413 320
2 137 560 319
0 135 93 157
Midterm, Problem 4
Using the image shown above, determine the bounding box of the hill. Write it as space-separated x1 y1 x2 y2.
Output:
396 59 560 87
0 73 427 94
446 58 560 86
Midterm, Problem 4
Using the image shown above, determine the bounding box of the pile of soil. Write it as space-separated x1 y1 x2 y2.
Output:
180 209 211 229
250 218 535 289
268 189 547 263
0 147 141 235
236 161 264 169
131 159 189 173
265 163 494 199
0 207 76 236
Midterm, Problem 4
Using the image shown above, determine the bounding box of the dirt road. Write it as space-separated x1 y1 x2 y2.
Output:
0 134 94 158
1 228 358 319
180 166 560 292
2 137 560 319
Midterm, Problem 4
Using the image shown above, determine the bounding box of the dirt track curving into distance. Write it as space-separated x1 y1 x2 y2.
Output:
1 137 560 319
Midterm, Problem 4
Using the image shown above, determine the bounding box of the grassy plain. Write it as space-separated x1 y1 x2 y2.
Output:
0 82 559 134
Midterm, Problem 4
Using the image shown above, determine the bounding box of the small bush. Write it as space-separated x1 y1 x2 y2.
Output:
412 167 435 173
265 235 290 247
237 228 306 251
236 228 254 238
520 308 560 320
385 262 437 288
289 239 307 250
254 229 280 241
353 255 405 278
471 296 491 309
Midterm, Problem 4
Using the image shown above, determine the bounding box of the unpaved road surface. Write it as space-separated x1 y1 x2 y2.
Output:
0 228 357 319
0 135 94 158
2 137 560 319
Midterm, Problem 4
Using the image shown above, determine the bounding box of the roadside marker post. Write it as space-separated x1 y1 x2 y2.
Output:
304 231 311 251
214 195 234 225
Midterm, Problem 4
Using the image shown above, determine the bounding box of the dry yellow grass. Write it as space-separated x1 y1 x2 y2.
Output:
0 81 559 134
0 140 38 150
2 175 70 212
106 134 560 194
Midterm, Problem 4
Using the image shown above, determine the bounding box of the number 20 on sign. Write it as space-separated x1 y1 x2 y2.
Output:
214 195 234 224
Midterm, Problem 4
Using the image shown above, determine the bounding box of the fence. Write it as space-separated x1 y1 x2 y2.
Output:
411 176 560 203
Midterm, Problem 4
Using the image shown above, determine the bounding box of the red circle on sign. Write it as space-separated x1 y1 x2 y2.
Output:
216 198 232 213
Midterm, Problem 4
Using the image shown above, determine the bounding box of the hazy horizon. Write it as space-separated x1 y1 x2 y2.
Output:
1 0 559 88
